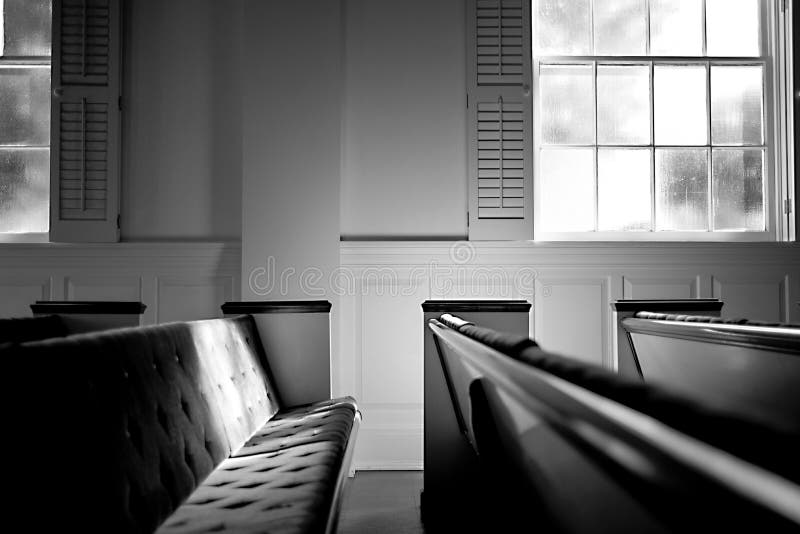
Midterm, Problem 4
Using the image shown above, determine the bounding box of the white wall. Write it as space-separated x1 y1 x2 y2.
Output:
121 0 243 241
241 0 342 300
341 0 468 239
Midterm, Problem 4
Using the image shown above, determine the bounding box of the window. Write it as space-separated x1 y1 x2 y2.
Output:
1 0 121 243
467 0 794 241
0 0 52 235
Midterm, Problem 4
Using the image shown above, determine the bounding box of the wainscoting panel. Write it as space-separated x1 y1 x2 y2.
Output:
339 242 800 469
622 272 702 300
534 275 610 366
157 276 235 323
0 243 241 323
0 276 52 318
65 275 143 302
712 274 791 322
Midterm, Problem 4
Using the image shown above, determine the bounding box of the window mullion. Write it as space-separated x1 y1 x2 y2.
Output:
593 60 599 232
706 60 713 231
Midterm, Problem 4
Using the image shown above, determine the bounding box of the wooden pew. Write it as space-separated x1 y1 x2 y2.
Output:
428 315 800 533
622 312 800 433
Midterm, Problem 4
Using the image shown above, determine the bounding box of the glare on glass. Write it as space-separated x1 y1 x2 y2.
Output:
539 148 595 232
597 65 650 145
650 0 703 56
1 0 52 57
540 64 594 145
534 0 591 55
706 0 761 57
655 149 709 231
712 149 764 231
0 66 51 145
598 149 651 231
0 148 49 233
654 65 707 146
711 66 763 146
593 0 647 56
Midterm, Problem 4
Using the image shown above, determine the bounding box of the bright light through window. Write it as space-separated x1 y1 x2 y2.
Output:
0 0 52 234
533 0 768 235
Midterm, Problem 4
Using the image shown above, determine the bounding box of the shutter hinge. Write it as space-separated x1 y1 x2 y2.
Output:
466 93 469 109
117 214 121 229
780 0 786 12
467 211 470 227
785 199 793 215
118 96 123 111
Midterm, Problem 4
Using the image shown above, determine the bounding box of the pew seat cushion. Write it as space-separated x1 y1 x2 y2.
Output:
158 397 357 534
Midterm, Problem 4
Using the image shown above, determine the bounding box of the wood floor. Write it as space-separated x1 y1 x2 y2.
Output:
337 471 425 534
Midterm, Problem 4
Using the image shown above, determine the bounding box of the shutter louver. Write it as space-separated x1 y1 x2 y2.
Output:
468 0 532 240
476 0 524 86
50 0 121 242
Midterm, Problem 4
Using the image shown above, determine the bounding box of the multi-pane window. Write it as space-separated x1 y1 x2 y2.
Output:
0 0 51 234
533 0 771 237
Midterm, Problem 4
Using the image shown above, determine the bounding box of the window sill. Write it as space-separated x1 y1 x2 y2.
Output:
0 233 49 244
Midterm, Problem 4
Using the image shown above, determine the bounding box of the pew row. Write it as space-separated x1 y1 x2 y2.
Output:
622 312 800 433
428 314 800 533
4 315 359 533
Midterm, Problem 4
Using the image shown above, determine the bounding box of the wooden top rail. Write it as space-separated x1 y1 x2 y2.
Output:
429 316 800 532
622 313 800 355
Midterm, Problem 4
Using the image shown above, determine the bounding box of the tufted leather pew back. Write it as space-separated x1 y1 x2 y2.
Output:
7 315 282 533
0 314 68 344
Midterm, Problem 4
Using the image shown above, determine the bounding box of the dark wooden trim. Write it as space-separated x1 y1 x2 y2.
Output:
30 301 146 314
622 317 800 355
422 299 531 313
221 301 332 315
611 299 723 313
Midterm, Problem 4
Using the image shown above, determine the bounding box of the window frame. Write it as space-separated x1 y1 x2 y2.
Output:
530 0 793 242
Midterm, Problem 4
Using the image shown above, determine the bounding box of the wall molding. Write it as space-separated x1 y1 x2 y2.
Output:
0 242 241 322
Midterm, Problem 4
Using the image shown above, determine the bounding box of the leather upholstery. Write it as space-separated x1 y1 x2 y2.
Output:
11 316 285 533
158 398 358 534
0 314 68 343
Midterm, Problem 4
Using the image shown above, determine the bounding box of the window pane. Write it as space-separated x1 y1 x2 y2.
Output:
655 149 709 231
650 0 703 56
539 148 594 231
1 0 52 57
712 149 764 231
540 64 594 145
597 65 650 145
598 149 651 231
0 66 51 145
534 0 591 55
706 0 761 57
711 65 763 146
654 65 707 145
0 148 49 233
593 0 647 56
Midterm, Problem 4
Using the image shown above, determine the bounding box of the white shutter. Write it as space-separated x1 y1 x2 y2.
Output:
50 0 121 242
468 0 533 240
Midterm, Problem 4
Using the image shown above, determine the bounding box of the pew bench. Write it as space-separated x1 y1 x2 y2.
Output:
427 314 800 533
5 315 359 534
622 311 800 433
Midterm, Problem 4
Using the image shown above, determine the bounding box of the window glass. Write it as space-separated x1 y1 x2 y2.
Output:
533 0 767 236
0 0 52 234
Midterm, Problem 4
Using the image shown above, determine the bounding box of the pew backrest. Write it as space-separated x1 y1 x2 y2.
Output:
622 312 800 433
9 315 282 533
429 317 800 533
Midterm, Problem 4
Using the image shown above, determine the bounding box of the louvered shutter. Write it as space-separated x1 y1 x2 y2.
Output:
50 0 121 242
467 0 532 240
